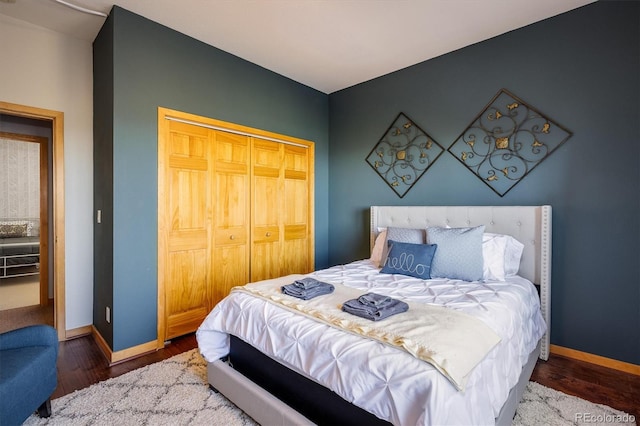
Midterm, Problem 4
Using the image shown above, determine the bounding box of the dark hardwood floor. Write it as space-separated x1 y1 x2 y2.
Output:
52 333 197 399
53 333 640 420
531 353 640 420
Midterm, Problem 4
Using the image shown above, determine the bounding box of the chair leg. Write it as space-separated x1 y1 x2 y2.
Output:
37 398 52 418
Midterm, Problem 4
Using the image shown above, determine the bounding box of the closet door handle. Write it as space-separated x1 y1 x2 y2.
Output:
229 235 235 240
266 232 271 237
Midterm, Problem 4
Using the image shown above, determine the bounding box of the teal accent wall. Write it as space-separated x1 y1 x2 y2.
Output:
328 1 639 364
93 12 114 348
94 7 329 351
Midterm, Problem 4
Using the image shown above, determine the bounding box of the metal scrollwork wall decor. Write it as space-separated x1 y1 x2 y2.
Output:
366 113 444 198
448 89 572 196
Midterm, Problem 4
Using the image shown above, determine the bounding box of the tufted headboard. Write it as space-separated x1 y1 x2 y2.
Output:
370 205 552 360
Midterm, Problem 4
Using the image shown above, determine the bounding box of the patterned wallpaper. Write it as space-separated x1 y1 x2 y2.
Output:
0 137 40 219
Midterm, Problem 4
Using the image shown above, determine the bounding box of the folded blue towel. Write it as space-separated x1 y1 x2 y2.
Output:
342 293 409 321
282 280 334 300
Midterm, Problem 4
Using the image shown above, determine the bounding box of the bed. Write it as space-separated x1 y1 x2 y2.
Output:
0 218 40 279
197 205 551 425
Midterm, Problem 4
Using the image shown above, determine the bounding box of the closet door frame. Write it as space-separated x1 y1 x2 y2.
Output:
157 107 314 348
1 101 65 341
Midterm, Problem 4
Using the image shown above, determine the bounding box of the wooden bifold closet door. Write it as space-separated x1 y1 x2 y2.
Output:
158 108 314 343
251 139 312 282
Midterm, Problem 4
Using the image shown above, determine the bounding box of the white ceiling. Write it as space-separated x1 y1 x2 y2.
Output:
1 0 595 93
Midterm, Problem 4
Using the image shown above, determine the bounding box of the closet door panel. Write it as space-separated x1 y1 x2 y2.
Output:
251 171 281 281
282 225 309 274
212 244 247 304
166 251 209 339
212 131 250 306
162 121 212 340
251 139 282 281
282 145 312 275
282 183 309 275
250 239 280 282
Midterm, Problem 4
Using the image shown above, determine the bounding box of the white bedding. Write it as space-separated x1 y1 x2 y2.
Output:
197 259 546 425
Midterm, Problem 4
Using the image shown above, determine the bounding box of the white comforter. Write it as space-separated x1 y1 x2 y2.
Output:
197 260 546 425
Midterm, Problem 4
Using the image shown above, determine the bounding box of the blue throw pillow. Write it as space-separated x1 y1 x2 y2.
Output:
427 225 485 281
380 240 437 280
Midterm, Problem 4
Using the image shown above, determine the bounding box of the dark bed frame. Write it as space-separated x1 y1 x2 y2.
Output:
211 335 541 426
222 335 390 425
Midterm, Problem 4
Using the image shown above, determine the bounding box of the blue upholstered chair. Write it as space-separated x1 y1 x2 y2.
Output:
0 325 59 425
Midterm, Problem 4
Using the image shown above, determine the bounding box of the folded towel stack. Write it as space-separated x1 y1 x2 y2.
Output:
281 277 335 300
342 292 409 321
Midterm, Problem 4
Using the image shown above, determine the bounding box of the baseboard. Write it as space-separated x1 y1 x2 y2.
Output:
64 325 92 340
550 344 640 376
91 326 158 365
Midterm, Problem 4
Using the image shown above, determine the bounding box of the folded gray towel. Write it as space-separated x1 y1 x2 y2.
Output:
282 280 334 300
358 293 392 307
342 293 409 321
293 277 324 290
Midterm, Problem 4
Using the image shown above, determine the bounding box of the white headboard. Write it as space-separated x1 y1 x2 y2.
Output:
370 205 551 360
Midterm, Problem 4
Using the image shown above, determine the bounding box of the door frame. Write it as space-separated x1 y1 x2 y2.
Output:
0 101 66 340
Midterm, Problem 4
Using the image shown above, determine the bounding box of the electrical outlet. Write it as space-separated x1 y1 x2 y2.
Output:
106 306 111 323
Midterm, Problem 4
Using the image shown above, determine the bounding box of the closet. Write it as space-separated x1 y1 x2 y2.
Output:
157 108 314 342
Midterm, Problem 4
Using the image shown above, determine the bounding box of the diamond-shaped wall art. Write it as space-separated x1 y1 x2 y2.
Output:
448 88 572 197
366 113 444 198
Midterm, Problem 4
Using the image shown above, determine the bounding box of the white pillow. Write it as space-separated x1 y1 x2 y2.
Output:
482 233 524 281
482 233 507 281
503 234 525 277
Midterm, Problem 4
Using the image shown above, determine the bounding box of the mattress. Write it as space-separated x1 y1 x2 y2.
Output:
197 259 546 425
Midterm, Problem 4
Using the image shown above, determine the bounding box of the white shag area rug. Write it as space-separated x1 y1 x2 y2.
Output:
513 381 635 426
24 349 635 426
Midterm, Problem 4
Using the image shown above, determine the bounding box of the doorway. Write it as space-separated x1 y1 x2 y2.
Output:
0 130 49 312
0 101 65 340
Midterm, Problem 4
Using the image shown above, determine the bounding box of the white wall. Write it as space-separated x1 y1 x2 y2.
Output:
0 14 94 330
